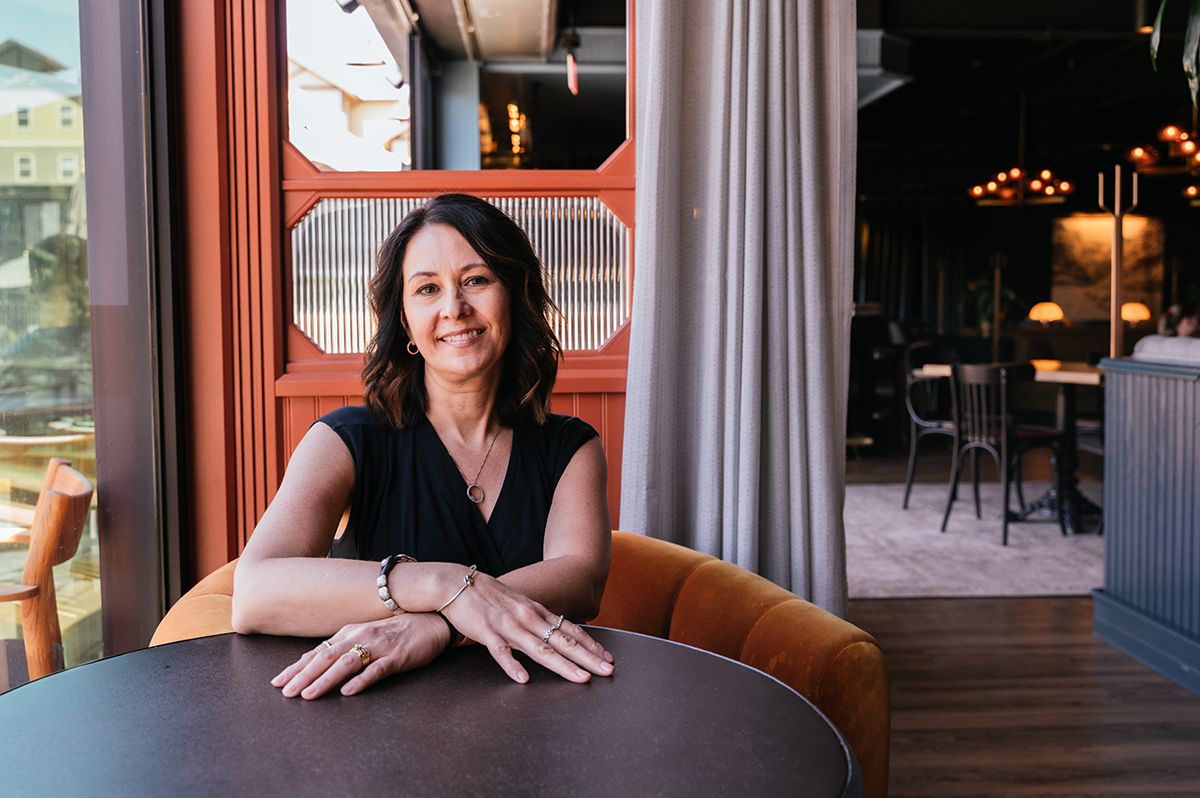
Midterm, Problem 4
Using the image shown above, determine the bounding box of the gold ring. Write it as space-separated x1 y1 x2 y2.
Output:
351 643 370 666
321 640 334 651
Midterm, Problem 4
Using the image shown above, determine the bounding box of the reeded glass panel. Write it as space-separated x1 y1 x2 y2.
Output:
292 196 629 353
0 1 101 688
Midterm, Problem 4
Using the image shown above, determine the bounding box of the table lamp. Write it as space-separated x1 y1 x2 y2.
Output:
1121 301 1151 327
1028 301 1064 328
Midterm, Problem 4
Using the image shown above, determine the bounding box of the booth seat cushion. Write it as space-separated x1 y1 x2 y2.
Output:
151 532 890 798
149 560 236 646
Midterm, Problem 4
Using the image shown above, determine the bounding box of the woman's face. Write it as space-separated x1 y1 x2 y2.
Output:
400 223 512 386
1178 314 1199 338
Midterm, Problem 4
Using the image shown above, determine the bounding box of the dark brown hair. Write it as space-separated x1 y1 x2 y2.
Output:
362 194 562 429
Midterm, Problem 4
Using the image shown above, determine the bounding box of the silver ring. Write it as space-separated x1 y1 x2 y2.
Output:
542 614 565 643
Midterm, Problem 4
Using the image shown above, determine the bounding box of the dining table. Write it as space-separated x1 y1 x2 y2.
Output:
913 359 1103 535
0 626 863 797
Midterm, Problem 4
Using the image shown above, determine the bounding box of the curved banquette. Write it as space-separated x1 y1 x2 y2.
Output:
151 531 890 798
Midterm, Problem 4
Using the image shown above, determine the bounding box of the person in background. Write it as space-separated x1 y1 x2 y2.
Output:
232 194 614 699
1158 302 1199 338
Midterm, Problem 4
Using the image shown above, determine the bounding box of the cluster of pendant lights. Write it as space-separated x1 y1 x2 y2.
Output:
1126 124 1200 201
969 167 1074 203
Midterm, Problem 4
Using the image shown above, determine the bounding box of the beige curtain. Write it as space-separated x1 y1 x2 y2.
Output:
619 0 857 615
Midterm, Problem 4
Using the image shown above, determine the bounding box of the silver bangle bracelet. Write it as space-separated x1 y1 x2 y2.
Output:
436 565 478 613
377 553 416 615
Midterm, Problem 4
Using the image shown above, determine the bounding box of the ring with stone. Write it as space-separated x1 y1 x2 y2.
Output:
351 643 370 666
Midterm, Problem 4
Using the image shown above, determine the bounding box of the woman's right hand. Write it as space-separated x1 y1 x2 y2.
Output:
273 612 451 699
439 567 615 684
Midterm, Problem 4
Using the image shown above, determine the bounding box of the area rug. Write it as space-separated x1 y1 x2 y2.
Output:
844 481 1105 598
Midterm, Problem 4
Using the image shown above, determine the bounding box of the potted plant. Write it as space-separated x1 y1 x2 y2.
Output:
959 278 1027 337
1150 0 1200 107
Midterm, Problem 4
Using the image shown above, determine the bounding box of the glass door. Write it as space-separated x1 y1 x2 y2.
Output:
0 0 101 687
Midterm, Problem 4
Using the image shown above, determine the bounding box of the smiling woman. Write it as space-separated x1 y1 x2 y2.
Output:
232 194 614 699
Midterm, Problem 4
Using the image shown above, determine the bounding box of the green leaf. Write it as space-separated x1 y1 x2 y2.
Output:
1185 0 1200 106
1152 0 1169 69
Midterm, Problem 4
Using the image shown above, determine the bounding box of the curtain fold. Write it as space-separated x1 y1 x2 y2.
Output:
620 0 857 615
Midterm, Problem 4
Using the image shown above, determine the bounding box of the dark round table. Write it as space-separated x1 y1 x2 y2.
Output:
0 627 862 797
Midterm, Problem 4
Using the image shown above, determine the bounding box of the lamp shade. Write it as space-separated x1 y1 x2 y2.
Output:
1028 302 1064 323
1121 302 1152 323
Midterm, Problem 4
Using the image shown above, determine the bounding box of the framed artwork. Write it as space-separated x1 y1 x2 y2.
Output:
1050 214 1163 323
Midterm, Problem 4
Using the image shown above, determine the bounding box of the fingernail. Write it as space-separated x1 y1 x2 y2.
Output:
271 674 284 686
516 670 528 683
604 652 614 663
599 661 613 674
576 668 589 679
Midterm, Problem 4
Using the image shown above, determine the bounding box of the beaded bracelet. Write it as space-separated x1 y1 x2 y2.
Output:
377 553 416 615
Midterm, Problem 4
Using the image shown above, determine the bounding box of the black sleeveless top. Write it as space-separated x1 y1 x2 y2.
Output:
318 406 598 576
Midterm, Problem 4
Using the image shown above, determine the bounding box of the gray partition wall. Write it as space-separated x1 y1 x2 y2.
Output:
1093 357 1200 697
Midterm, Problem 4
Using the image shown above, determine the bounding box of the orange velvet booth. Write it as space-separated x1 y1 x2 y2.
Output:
152 532 890 798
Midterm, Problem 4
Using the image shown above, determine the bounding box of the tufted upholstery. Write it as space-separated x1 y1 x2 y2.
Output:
152 532 889 798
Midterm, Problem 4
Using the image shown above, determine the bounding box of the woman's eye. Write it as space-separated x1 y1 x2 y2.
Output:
466 275 489 287
416 284 437 296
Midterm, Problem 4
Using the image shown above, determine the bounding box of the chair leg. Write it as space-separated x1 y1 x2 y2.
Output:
1014 452 1026 508
1002 453 1013 546
903 425 920 509
1056 444 1068 537
971 448 982 519
941 446 967 532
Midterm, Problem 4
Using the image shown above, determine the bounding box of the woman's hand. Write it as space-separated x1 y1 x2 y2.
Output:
272 612 451 699
442 568 614 684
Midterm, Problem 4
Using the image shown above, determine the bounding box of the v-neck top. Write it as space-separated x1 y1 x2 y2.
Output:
318 405 598 576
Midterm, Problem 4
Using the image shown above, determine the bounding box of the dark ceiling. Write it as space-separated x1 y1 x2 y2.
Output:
858 0 1200 208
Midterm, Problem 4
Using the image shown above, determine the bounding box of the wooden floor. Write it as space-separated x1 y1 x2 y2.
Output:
847 597 1200 797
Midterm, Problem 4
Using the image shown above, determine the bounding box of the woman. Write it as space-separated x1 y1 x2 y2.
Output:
232 194 614 699
1158 302 1199 338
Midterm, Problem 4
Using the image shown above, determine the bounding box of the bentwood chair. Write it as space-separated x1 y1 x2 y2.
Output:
0 458 93 682
901 344 958 509
940 363 1065 545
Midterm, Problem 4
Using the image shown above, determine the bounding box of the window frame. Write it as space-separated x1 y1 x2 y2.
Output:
58 102 77 131
14 153 35 182
78 0 186 652
15 106 30 129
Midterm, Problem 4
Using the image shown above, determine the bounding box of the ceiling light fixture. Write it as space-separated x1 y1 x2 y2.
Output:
968 92 1074 206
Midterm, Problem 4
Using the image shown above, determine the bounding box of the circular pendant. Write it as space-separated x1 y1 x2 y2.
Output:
466 483 484 504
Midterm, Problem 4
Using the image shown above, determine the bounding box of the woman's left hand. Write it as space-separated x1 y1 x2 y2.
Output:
272 612 451 699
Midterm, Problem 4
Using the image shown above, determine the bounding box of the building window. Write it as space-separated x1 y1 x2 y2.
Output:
59 103 77 130
59 153 79 182
15 153 36 182
15 106 30 128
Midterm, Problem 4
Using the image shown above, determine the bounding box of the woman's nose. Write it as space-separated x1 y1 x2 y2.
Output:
440 288 469 317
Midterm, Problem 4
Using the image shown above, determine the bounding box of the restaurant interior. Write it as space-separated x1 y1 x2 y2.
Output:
1 0 1199 795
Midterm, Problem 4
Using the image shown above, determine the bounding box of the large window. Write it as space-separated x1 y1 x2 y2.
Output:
0 1 100 687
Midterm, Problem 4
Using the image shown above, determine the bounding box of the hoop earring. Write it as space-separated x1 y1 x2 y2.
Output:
407 341 419 356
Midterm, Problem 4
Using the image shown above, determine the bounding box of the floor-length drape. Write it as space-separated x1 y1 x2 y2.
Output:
620 0 857 615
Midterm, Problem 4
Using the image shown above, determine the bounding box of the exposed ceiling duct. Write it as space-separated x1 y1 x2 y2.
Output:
858 29 912 109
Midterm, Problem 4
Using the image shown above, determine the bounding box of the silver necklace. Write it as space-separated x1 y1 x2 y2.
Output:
454 427 501 504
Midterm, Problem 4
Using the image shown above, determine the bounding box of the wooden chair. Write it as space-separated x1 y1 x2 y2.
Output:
940 363 1065 545
0 457 94 682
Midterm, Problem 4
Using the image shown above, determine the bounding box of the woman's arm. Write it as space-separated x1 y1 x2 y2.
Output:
495 436 612 621
231 423 465 636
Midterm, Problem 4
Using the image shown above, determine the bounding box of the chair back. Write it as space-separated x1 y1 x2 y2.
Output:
21 458 93 679
952 363 1034 445
904 344 957 424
